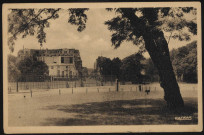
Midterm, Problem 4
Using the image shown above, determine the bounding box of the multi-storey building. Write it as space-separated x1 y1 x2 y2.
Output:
17 48 82 78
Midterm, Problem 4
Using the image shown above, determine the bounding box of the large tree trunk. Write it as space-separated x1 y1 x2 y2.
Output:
143 29 184 108
119 9 184 108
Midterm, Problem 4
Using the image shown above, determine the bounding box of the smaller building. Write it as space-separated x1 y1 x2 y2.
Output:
18 48 82 78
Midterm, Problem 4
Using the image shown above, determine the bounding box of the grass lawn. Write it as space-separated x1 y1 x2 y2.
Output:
8 83 198 126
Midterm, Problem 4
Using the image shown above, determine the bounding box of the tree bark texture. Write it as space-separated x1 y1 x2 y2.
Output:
143 29 184 108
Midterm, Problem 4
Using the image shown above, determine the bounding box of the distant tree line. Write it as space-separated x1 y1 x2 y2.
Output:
93 41 197 83
94 53 147 84
8 41 197 83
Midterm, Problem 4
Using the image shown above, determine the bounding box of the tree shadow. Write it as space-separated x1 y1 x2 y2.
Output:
41 98 198 126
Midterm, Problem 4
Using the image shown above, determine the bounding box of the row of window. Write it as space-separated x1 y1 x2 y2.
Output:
57 70 74 77
51 66 69 69
36 56 73 64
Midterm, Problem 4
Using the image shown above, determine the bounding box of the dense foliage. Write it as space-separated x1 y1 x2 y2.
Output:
120 53 145 83
95 41 197 84
82 67 89 76
95 53 145 83
144 58 159 82
8 55 49 82
96 57 113 76
144 41 197 83
8 55 20 82
170 41 197 83
17 57 49 81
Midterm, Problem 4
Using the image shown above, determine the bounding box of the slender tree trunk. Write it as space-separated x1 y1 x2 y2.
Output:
143 29 184 108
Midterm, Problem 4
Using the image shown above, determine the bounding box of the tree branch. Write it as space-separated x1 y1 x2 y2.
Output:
120 8 146 37
12 9 60 37
40 9 60 22
12 9 45 37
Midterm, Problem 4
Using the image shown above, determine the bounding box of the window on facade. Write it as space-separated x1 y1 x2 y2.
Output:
61 57 64 63
51 66 54 69
66 66 68 68
62 57 73 64
70 57 73 63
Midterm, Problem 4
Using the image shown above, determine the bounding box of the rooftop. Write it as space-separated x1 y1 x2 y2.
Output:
18 48 81 57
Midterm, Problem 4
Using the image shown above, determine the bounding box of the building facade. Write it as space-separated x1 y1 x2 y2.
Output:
18 48 82 78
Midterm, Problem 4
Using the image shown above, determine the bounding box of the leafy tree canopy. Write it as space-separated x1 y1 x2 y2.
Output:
17 56 49 81
170 41 197 82
96 56 112 76
8 7 196 52
8 54 20 82
120 53 145 83
144 40 197 83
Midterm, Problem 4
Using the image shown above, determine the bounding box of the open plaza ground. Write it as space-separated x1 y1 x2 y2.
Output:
7 83 198 126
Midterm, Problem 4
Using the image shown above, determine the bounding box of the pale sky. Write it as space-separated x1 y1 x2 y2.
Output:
10 9 197 68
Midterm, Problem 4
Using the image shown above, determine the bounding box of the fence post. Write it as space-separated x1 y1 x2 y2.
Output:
97 88 99 93
72 87 73 94
30 90 32 97
116 79 119 92
66 82 69 88
16 81 18 92
59 89 61 95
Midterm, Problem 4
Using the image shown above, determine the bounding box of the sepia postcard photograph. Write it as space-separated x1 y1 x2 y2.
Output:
2 2 203 133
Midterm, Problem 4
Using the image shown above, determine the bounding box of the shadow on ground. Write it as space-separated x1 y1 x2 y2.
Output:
42 98 197 126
